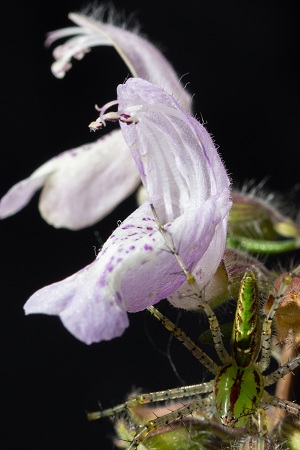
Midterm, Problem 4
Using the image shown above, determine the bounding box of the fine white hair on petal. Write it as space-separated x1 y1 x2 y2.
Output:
117 78 230 222
78 3 142 34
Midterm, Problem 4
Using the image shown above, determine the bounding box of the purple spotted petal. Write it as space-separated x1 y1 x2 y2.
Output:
0 130 140 230
24 203 170 343
24 197 225 343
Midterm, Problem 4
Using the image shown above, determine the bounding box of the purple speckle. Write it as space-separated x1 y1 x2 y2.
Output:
98 274 106 288
144 244 153 251
122 224 135 229
129 246 135 250
146 226 153 231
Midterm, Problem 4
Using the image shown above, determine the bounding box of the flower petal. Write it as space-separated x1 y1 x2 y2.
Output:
24 261 129 344
117 78 231 306
49 12 192 111
25 78 231 343
23 202 170 343
117 78 231 222
0 173 49 219
1 130 140 229
168 200 229 309
24 195 226 343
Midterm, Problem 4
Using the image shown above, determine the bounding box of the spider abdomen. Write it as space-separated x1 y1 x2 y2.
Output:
214 362 264 427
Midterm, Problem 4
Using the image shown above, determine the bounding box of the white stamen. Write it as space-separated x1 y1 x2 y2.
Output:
89 101 141 131
95 100 119 114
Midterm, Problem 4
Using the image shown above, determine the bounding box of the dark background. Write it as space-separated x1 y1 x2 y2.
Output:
1 1 300 449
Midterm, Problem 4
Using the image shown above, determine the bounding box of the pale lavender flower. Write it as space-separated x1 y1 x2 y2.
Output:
24 78 231 344
0 12 191 230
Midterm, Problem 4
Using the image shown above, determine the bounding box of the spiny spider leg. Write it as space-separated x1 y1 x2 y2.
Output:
87 380 214 421
262 391 300 417
147 306 219 374
259 266 300 372
264 355 300 386
150 204 230 365
127 393 215 450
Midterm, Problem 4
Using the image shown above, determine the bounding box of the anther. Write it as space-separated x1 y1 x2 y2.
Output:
89 101 140 131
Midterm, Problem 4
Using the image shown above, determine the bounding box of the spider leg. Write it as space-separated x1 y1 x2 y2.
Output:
87 380 214 421
258 266 300 372
127 392 215 450
148 305 220 374
263 355 300 387
151 204 230 365
262 391 300 417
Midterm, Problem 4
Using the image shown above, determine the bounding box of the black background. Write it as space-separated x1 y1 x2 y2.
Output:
1 1 300 449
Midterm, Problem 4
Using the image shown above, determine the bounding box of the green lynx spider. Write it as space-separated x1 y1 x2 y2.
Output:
88 204 300 449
